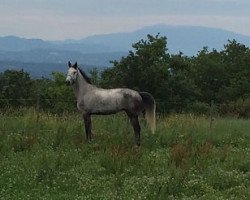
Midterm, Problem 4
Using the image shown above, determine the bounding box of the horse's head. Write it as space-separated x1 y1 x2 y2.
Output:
66 61 78 85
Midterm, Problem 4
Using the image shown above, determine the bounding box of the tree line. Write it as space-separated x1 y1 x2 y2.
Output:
0 34 249 117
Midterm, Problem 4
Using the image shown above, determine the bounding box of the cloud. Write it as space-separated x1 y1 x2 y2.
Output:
1 0 250 16
1 12 249 40
0 0 249 39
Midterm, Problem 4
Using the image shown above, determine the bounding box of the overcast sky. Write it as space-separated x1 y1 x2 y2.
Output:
0 0 250 40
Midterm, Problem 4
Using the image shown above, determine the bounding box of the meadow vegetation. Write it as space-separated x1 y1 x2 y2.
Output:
0 32 249 200
0 109 249 199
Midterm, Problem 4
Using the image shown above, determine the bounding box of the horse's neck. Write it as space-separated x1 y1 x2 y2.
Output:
73 72 92 100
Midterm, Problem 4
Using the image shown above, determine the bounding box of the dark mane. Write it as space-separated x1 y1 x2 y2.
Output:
78 68 92 84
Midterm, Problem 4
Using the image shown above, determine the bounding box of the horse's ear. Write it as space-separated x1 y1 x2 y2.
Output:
74 62 78 68
71 62 77 69
68 61 72 68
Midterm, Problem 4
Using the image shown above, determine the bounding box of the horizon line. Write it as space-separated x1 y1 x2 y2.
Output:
1 24 250 41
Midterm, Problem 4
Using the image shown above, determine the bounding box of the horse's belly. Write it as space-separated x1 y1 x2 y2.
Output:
85 96 122 114
94 100 123 113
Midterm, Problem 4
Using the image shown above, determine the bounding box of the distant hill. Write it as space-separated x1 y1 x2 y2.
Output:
0 25 250 77
79 25 250 55
0 50 125 66
0 36 52 51
0 61 100 78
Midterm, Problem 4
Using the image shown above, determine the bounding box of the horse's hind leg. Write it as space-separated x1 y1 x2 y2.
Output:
127 112 141 146
83 113 92 142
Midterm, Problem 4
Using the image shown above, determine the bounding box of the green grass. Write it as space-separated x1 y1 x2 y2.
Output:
0 108 249 199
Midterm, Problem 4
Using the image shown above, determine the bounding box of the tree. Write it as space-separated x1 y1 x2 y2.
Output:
220 40 250 102
0 69 33 107
192 47 228 104
37 72 75 113
100 34 171 104
168 53 198 112
89 68 100 86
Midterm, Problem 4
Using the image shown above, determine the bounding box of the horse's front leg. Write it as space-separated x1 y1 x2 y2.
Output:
83 113 92 142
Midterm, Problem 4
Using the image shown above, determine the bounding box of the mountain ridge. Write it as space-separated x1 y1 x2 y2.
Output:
1 25 250 54
0 25 250 77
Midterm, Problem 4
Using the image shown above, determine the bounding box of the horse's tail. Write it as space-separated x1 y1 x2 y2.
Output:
139 92 156 134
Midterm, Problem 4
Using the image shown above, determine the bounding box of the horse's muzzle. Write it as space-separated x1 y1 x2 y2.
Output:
65 80 71 85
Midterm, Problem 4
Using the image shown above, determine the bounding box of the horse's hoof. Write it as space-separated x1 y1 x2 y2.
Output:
135 143 140 147
133 145 141 150
88 139 93 144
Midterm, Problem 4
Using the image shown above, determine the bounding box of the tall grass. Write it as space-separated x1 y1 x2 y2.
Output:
0 109 249 199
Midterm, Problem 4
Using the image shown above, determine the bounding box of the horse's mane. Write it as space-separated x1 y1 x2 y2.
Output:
78 68 92 84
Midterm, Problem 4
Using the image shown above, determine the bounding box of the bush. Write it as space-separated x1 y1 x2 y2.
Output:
187 102 210 115
219 98 250 118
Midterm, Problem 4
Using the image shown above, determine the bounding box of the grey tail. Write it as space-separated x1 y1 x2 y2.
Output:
139 92 156 134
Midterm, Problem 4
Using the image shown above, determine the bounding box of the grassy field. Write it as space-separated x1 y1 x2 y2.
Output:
0 109 249 199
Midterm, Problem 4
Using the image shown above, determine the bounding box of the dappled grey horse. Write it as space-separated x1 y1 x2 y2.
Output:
65 62 156 146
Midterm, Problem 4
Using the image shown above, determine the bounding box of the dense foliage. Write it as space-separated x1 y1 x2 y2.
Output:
0 35 249 116
99 35 250 116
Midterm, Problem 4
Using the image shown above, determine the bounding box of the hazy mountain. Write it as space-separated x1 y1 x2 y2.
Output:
0 50 124 66
0 61 100 78
1 25 250 55
79 25 250 55
0 36 52 51
0 25 250 77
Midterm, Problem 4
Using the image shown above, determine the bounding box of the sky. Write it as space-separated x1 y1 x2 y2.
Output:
0 0 250 40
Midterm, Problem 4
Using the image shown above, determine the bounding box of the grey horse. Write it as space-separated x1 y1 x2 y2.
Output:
65 61 156 146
